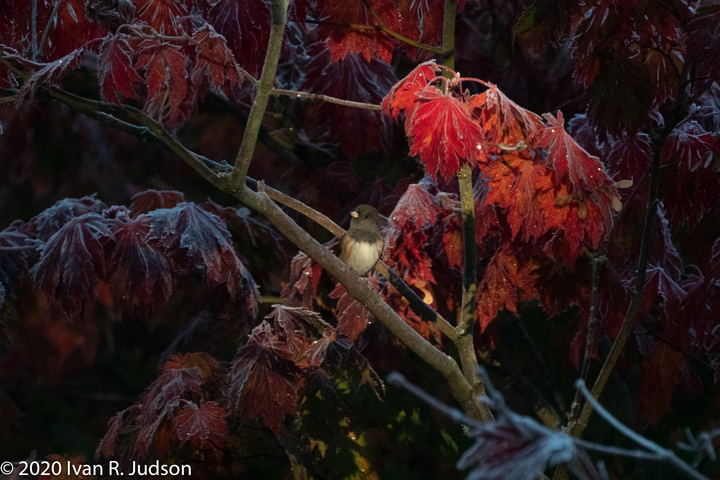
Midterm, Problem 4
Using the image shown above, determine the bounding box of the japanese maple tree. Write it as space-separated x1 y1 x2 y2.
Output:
1 0 720 479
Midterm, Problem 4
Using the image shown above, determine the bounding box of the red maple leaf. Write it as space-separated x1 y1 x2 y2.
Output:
382 62 439 120
476 85 543 148
476 247 523 331
686 4 720 84
105 212 172 317
147 203 260 311
135 0 187 35
535 111 610 192
329 274 381 342
608 132 651 182
281 251 323 308
659 120 720 228
31 213 114 317
315 0 400 63
191 23 242 99
129 189 184 217
96 411 125 459
174 399 227 449
267 304 331 359
389 182 438 230
397 0 444 60
135 39 191 127
226 321 301 434
208 0 270 77
43 0 105 61
97 33 142 105
24 196 105 242
406 88 484 180
300 42 397 158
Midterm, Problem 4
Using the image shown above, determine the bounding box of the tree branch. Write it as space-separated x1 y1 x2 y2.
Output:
229 0 287 186
272 88 383 110
571 75 690 438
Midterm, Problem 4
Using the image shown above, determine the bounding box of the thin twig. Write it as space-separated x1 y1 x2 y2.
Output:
575 380 708 480
272 88 382 110
566 253 605 428
572 69 691 438
229 0 287 186
31 0 39 60
37 0 66 61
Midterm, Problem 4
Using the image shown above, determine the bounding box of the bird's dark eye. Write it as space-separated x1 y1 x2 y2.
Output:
363 214 369 219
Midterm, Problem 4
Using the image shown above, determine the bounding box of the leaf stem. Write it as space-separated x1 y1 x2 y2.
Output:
229 0 287 187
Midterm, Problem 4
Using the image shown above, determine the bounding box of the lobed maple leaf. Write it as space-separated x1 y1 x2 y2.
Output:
458 414 575 480
96 411 125 459
685 4 720 86
104 213 172 317
315 0 400 64
43 0 104 62
147 203 260 312
382 62 439 121
389 182 438 230
476 85 543 148
535 111 610 192
513 0 580 53
174 399 227 450
96 33 142 105
406 88 484 180
135 0 187 35
300 42 397 158
190 23 242 99
0 224 30 295
226 321 301 434
607 132 651 182
31 213 114 317
209 0 270 77
659 120 720 228
329 274 381 342
267 304 331 360
129 189 184 217
281 251 323 308
85 0 137 32
584 58 653 139
135 39 192 127
24 195 106 242
476 247 524 332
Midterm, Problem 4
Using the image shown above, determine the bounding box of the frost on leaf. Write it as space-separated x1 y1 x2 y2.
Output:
135 0 187 35
97 33 142 105
608 132 651 182
129 189 185 217
191 23 242 99
281 251 323 308
147 203 259 313
406 88 484 180
16 49 85 103
135 39 191 127
316 0 400 64
267 304 331 360
105 215 172 317
25 195 106 242
535 111 610 192
174 400 227 449
397 0 447 60
0 225 30 295
458 415 574 480
31 213 114 318
209 0 270 77
659 121 720 229
226 322 301 435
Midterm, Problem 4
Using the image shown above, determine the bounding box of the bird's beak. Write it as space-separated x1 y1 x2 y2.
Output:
350 211 358 218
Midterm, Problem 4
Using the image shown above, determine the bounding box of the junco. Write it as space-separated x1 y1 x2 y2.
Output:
339 205 384 276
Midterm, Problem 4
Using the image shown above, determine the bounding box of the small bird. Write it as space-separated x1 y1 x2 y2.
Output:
339 204 384 276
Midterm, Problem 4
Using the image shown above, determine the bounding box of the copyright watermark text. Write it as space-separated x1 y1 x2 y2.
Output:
0 460 191 476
